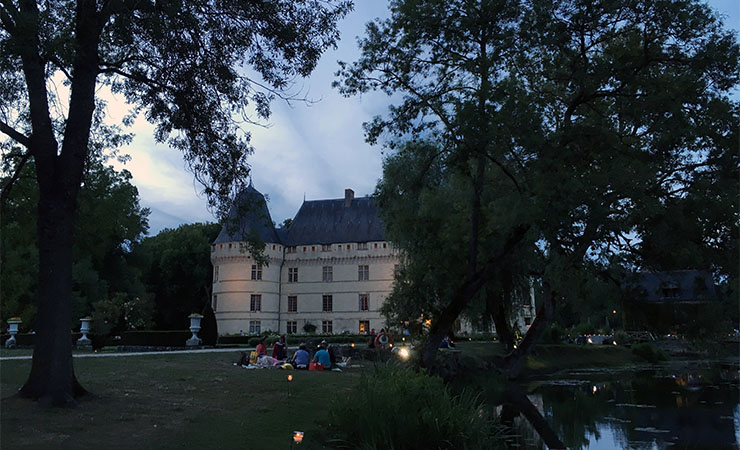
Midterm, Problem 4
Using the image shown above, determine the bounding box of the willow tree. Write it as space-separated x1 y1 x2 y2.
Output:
0 0 351 406
337 0 738 375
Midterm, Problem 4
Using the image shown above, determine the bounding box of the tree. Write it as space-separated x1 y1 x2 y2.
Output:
0 0 351 406
0 155 149 327
131 222 221 330
338 0 738 372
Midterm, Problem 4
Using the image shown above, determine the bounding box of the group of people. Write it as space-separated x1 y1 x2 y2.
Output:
237 335 337 371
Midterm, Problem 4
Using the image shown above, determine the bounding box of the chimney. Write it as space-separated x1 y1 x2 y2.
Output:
344 188 354 207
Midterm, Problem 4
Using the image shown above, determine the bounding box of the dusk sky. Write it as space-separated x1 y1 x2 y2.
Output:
109 1 739 236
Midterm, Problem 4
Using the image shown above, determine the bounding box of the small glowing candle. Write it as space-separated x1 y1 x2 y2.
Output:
288 375 293 382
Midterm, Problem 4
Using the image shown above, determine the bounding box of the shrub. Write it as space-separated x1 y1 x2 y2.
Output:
303 322 317 334
631 342 667 363
327 365 504 450
541 323 565 344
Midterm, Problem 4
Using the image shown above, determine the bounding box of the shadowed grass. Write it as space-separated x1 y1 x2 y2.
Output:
1 352 362 449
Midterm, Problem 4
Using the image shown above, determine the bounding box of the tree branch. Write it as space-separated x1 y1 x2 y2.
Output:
0 150 32 207
0 119 30 147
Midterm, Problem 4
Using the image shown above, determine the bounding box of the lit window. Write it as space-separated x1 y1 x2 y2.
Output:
322 320 333 334
322 295 333 312
358 265 369 281
250 294 261 312
287 321 297 334
322 266 333 282
288 267 298 283
288 296 297 313
357 242 368 250
359 320 370 334
359 294 369 311
251 264 262 280
249 320 261 334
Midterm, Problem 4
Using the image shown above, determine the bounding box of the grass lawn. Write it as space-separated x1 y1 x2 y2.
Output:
1 351 365 450
0 341 665 450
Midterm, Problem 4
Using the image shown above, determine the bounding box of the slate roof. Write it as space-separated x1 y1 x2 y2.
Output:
214 187 386 246
282 197 386 246
213 184 281 244
623 270 719 303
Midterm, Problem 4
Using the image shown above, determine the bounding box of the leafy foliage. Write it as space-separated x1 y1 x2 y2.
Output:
0 158 150 328
328 365 504 450
337 0 739 372
131 223 221 330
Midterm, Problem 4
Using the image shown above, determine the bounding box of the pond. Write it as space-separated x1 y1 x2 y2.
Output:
503 361 739 449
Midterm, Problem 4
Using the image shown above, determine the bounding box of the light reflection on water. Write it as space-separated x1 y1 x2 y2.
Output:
504 361 740 449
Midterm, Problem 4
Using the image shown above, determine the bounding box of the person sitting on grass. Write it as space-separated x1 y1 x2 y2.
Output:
272 334 287 360
312 340 332 370
291 344 310 369
256 336 267 357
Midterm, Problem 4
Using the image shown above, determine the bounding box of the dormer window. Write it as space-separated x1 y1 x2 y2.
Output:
357 242 368 250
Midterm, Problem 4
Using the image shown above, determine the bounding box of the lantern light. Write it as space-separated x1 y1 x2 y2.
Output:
293 431 304 444
288 375 293 382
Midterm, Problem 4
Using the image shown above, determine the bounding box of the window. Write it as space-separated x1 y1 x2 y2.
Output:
288 267 298 282
311 246 315 252
358 265 369 281
250 294 261 312
383 243 387 248
287 321 297 334
212 294 218 312
288 296 297 313
346 244 350 250
374 243 378 248
359 294 369 311
249 320 261 334
251 264 262 280
524 317 532 326
322 320 333 334
214 266 219 281
321 244 331 252
359 320 370 334
228 243 232 249
322 295 333 312
357 242 368 250
394 264 401 278
287 246 297 254
322 266 333 282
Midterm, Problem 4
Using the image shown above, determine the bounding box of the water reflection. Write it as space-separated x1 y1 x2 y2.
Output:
505 363 739 449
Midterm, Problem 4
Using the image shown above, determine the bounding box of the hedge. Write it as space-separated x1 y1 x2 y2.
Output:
1 331 192 348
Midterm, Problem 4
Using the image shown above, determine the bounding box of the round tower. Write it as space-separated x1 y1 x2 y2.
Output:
210 184 284 335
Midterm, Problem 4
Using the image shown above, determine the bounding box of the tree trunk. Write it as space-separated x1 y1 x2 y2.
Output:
19 185 87 406
499 280 556 379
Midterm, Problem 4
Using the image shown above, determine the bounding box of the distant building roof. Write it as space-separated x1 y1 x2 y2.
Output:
624 270 719 303
213 184 281 244
214 187 386 246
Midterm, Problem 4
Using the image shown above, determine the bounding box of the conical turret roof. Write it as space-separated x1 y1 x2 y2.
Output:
213 184 280 244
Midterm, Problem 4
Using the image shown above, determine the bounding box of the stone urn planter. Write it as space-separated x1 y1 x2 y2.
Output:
5 318 21 348
77 317 93 349
186 314 203 346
